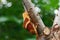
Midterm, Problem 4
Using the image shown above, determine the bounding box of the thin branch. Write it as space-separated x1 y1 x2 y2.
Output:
52 14 58 27
23 0 45 34
52 9 60 27
22 0 60 40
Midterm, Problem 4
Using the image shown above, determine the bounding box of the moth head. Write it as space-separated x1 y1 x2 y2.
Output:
23 11 30 20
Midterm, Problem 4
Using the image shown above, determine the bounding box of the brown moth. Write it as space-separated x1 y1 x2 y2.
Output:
23 11 37 34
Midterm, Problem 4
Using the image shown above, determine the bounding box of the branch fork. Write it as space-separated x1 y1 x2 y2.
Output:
22 0 60 40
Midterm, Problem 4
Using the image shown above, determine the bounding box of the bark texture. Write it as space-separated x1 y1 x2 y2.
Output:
23 0 45 34
22 0 60 40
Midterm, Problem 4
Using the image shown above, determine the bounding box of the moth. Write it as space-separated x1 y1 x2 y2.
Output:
23 11 38 34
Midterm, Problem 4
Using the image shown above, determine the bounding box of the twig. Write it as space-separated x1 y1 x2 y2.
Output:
23 0 45 34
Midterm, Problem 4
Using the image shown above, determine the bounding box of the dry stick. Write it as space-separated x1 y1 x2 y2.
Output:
52 9 60 27
22 0 60 40
52 14 58 27
51 10 60 40
23 0 45 35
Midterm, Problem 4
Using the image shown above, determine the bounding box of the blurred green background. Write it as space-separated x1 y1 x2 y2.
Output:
0 0 59 40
